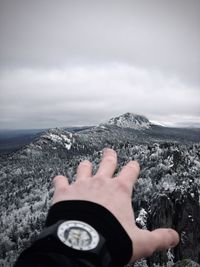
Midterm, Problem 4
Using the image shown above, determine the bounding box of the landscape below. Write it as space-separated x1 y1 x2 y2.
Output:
0 113 200 266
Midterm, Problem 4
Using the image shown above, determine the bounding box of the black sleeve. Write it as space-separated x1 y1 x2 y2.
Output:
14 200 133 267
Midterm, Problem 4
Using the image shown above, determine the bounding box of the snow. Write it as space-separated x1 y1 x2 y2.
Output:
44 131 73 150
161 177 176 192
105 113 151 129
166 249 174 267
136 208 147 229
150 120 166 127
48 133 62 142
61 134 71 143
65 142 72 150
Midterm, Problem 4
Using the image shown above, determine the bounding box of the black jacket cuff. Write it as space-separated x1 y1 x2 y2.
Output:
45 200 133 267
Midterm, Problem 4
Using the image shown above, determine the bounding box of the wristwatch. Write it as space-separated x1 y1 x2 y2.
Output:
32 220 112 267
57 220 100 251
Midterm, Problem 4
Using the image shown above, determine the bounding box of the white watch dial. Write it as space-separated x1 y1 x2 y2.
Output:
57 220 100 251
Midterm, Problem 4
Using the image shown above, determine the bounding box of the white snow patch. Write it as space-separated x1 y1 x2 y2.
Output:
150 120 166 127
48 133 62 142
166 249 174 266
61 134 71 143
136 208 147 229
65 142 72 150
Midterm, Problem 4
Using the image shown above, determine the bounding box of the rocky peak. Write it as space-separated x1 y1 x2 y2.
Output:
104 112 151 129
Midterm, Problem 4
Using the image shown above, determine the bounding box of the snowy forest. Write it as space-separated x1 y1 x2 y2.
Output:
0 114 200 267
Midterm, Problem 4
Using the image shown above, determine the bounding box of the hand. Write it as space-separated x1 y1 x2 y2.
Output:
52 148 179 262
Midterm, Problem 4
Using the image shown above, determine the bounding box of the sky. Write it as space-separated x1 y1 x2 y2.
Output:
0 0 200 129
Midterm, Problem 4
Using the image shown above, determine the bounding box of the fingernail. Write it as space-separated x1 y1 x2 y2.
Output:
103 147 110 152
80 160 91 165
128 160 140 168
169 229 180 247
103 148 113 154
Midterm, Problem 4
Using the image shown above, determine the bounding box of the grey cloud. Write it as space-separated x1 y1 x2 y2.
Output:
0 64 199 129
0 0 200 128
0 0 200 85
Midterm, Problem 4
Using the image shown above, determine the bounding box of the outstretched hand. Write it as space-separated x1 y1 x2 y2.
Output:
52 148 179 262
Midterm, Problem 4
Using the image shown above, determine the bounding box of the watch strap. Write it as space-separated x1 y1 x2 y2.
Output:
25 220 112 267
45 200 132 267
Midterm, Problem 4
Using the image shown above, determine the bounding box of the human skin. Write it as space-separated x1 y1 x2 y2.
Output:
52 148 179 262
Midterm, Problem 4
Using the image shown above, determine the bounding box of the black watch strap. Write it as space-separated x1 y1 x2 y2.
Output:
26 220 113 267
45 200 133 267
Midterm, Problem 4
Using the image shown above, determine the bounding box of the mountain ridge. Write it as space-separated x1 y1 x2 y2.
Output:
1 113 200 155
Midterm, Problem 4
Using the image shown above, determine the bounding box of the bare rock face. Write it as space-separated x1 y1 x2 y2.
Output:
173 189 200 261
147 189 200 265
172 259 200 267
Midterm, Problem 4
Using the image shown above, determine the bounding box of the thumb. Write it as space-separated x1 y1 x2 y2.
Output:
150 228 180 251
151 228 180 251
132 228 179 261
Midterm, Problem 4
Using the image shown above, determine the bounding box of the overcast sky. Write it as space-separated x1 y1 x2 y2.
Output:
0 0 199 129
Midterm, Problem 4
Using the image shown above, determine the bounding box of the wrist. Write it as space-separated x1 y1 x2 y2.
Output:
27 220 111 267
45 200 133 267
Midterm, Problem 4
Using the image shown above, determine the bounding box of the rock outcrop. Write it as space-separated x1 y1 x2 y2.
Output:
147 189 200 265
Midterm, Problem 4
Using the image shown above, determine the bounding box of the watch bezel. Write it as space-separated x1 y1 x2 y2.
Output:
57 220 100 251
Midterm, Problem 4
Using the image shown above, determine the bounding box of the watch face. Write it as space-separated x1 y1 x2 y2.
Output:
57 220 100 251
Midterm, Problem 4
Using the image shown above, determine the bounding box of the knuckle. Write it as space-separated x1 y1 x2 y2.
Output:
116 179 130 194
92 176 108 187
56 186 68 194
93 175 104 182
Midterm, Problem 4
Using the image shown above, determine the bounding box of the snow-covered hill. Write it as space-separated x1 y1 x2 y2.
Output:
103 112 151 129
0 113 200 266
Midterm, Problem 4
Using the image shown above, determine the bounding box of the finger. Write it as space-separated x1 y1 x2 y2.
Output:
150 228 180 251
53 175 69 191
76 160 92 180
52 175 69 205
132 228 179 261
95 148 117 178
117 161 140 191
